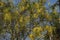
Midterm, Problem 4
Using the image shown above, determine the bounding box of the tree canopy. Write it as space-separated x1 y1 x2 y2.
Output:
0 0 59 40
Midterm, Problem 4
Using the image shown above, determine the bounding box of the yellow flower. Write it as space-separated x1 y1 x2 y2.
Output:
32 26 43 37
19 16 23 22
27 4 29 7
0 2 4 7
22 6 25 10
33 27 43 33
45 26 54 34
45 25 49 30
34 3 39 8
48 27 53 33
20 6 25 12
37 8 43 13
53 10 57 15
24 16 30 23
25 4 29 9
4 13 11 21
37 9 40 13
33 13 38 18
29 34 35 40
22 0 26 2
45 13 52 21
46 14 49 18
15 10 19 15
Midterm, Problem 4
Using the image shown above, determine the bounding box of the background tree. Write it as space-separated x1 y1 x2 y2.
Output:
0 0 59 40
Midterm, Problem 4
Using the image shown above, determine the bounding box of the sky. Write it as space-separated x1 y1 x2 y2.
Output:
45 0 57 7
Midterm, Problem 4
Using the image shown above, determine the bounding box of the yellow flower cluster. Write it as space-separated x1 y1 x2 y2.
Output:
37 9 41 13
24 16 30 23
22 0 26 2
45 13 52 21
53 9 57 15
0 2 4 7
20 6 25 12
15 10 19 15
32 26 43 36
19 16 23 23
29 33 35 40
25 4 29 9
33 27 43 32
19 4 29 12
45 25 55 35
33 13 39 18
4 13 11 21
0 0 58 40
34 3 39 9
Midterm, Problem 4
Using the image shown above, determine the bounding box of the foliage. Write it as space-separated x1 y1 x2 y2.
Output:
0 0 59 40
